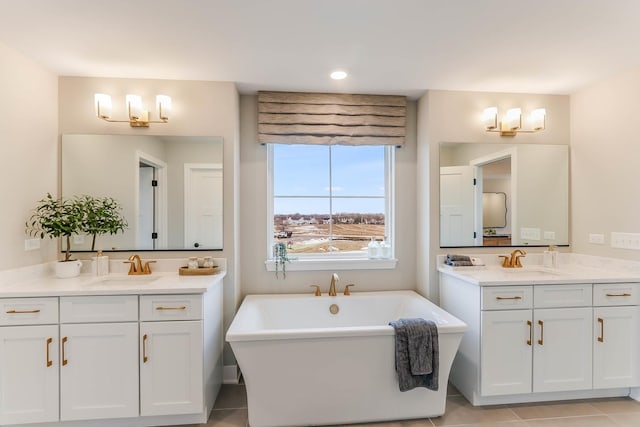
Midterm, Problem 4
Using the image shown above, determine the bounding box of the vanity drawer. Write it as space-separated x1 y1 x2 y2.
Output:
140 294 203 321
482 286 532 310
60 295 138 323
0 298 58 325
593 283 639 306
534 284 592 308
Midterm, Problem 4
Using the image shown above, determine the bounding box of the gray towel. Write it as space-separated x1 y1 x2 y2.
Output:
446 254 471 262
389 318 439 392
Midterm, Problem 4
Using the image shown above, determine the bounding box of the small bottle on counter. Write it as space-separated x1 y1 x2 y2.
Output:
379 237 391 259
543 245 558 268
367 237 380 259
203 256 214 268
187 257 199 269
92 250 109 276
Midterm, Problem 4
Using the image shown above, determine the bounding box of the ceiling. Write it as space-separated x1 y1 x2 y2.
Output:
1 0 639 98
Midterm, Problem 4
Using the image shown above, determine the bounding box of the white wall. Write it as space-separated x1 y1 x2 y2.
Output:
239 95 418 296
58 77 240 364
417 90 570 301
571 68 640 260
0 41 58 270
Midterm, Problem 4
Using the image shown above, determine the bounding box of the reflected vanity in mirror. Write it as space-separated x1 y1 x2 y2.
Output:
62 134 223 251
440 142 568 248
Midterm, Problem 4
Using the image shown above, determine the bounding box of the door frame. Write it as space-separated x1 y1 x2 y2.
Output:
135 151 168 249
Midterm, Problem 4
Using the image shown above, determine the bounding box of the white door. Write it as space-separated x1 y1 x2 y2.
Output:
140 321 203 416
60 323 139 421
138 165 155 249
533 307 592 393
481 310 532 396
184 165 223 249
0 325 59 425
593 306 640 389
440 166 475 246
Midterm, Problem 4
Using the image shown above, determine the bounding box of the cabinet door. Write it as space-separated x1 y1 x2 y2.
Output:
0 325 59 425
594 306 640 389
140 321 203 416
60 323 139 421
533 307 592 393
481 310 533 396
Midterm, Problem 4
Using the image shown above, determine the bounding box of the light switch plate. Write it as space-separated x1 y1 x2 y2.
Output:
611 232 640 250
24 238 41 251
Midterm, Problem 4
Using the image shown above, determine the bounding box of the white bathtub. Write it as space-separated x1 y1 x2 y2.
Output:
226 290 467 427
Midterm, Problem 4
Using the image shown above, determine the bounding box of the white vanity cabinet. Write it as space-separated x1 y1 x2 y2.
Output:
0 298 59 425
59 296 139 421
139 294 204 416
592 283 640 389
440 273 640 405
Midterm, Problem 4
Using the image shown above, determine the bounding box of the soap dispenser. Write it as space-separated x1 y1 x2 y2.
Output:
543 245 558 268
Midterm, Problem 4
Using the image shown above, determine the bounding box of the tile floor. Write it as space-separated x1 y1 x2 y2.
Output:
175 383 640 427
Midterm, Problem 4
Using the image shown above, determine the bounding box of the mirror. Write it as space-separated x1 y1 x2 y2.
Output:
440 143 568 247
62 134 223 251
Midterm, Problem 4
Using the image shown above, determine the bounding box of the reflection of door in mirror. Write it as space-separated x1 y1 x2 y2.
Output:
136 151 167 250
440 166 475 246
138 164 155 249
184 164 223 249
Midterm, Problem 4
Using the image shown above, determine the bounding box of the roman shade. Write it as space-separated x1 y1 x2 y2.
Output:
258 91 406 146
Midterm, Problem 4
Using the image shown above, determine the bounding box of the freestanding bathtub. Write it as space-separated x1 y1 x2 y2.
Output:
226 290 467 427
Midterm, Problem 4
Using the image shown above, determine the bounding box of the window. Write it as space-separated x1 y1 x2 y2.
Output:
267 144 395 269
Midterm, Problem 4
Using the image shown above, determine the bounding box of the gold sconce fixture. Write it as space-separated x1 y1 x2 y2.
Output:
94 93 171 127
483 107 545 136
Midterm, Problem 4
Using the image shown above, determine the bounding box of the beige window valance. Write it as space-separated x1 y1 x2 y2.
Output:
258 91 406 146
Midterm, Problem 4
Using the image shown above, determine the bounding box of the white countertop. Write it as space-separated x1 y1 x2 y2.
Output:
0 258 227 298
438 264 640 286
0 271 225 297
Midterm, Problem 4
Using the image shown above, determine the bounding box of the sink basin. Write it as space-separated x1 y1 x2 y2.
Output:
89 276 160 287
502 267 562 277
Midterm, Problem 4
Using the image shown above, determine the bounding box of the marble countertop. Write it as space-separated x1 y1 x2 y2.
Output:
0 258 227 298
438 264 640 286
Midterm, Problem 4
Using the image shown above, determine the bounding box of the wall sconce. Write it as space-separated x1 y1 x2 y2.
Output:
483 107 546 136
94 93 171 127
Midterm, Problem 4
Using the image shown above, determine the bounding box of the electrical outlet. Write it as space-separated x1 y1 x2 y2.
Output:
543 231 556 240
520 227 541 240
611 232 640 250
589 233 605 244
73 235 85 244
24 238 41 251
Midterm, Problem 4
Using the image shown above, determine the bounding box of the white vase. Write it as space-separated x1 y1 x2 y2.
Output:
55 260 83 278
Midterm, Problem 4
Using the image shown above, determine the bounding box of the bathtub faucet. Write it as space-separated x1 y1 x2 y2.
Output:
329 273 339 296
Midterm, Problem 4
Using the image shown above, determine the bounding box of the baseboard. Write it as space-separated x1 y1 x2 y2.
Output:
630 387 640 401
223 364 240 384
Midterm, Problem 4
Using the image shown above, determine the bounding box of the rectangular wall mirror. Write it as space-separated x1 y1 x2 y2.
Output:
439 142 569 248
62 134 224 251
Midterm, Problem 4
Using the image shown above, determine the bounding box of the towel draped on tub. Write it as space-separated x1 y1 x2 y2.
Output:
389 318 439 392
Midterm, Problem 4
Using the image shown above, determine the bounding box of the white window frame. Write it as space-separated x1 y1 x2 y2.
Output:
265 144 397 271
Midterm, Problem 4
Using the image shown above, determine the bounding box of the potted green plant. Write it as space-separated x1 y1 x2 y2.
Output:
76 195 128 251
273 242 291 279
26 193 84 278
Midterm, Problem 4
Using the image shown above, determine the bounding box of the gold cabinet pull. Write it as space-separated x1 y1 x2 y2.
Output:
537 320 544 345
6 309 41 314
606 293 631 297
597 317 604 343
46 338 53 367
155 306 186 311
142 334 148 363
496 296 522 300
527 320 533 346
61 337 68 366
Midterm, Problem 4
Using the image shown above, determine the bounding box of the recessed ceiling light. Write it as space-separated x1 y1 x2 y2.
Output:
330 70 348 80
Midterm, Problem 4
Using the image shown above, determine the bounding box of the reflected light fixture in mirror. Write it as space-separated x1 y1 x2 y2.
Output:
94 93 172 127
483 107 545 136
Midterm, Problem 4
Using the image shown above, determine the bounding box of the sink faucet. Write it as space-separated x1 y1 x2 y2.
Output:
329 273 339 296
499 249 527 268
124 254 156 275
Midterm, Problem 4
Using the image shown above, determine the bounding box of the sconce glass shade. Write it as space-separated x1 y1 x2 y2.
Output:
156 95 172 120
94 93 112 119
482 107 498 130
505 108 522 130
126 94 143 120
530 108 546 130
